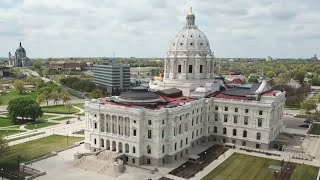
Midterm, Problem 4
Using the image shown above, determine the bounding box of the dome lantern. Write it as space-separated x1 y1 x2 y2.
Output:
186 7 195 27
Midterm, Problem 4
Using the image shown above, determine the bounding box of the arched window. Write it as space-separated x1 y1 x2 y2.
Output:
186 138 188 145
179 125 182 134
162 129 164 138
243 130 247 137
196 130 198 137
162 145 165 153
180 140 183 148
214 126 217 133
192 132 194 139
233 129 237 136
147 145 151 154
175 143 177 150
257 132 261 140
223 128 227 134
133 146 136 153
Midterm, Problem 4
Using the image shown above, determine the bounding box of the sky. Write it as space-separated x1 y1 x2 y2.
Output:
0 0 320 58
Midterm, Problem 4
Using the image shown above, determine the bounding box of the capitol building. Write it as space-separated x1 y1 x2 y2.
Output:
84 9 286 167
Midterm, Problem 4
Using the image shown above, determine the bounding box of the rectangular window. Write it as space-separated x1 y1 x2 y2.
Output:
200 65 203 73
178 65 182 73
245 109 249 113
148 120 152 125
258 118 262 127
224 114 228 122
235 108 238 113
189 65 193 73
225 107 228 111
133 129 137 136
214 113 218 121
244 117 248 125
215 106 218 110
259 110 263 115
148 130 152 139
234 116 238 124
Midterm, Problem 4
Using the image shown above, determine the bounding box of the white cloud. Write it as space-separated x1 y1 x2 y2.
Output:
0 0 319 58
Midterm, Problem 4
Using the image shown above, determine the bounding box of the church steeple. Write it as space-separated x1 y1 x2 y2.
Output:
186 7 195 28
19 41 22 47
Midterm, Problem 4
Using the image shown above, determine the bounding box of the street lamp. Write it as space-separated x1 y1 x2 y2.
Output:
182 165 186 178
17 155 21 179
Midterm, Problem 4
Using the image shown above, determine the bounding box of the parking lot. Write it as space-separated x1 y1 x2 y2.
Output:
282 116 310 135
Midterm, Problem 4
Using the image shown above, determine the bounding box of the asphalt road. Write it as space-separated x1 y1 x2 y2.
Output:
283 115 308 130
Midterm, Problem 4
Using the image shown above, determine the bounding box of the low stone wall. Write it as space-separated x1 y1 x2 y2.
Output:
20 164 46 180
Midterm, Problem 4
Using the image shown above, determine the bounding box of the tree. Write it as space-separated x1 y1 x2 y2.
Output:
300 100 317 112
294 70 306 85
50 90 61 105
7 98 43 122
60 91 71 105
66 104 72 113
13 80 25 94
90 88 104 99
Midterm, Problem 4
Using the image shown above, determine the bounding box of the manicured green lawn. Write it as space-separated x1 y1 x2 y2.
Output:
202 153 318 180
25 122 58 130
52 116 73 121
309 124 320 135
0 117 15 127
0 130 26 137
290 164 319 180
73 103 84 109
0 90 37 105
42 105 80 114
0 135 84 170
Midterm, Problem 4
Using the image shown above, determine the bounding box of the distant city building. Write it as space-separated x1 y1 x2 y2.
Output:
8 42 32 67
49 61 88 71
266 56 272 61
0 66 10 77
93 61 130 96
311 54 318 61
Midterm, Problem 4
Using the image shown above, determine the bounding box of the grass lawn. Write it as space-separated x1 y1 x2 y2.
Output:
290 164 319 180
42 105 80 114
25 122 58 130
0 130 26 137
73 103 84 109
0 135 84 171
0 90 37 105
0 117 15 127
52 116 73 121
309 124 320 135
202 153 318 180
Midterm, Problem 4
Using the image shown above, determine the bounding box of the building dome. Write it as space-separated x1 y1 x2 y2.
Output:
119 86 161 104
16 42 25 53
168 8 212 56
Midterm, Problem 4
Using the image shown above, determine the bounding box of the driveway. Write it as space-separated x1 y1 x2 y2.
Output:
282 115 309 135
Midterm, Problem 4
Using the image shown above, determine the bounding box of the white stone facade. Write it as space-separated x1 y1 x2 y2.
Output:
84 90 285 166
8 42 32 67
84 9 286 167
150 8 216 96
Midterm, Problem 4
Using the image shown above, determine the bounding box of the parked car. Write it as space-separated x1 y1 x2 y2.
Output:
299 124 310 128
304 119 313 124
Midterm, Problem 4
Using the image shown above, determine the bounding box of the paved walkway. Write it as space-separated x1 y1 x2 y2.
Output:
1 104 86 146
